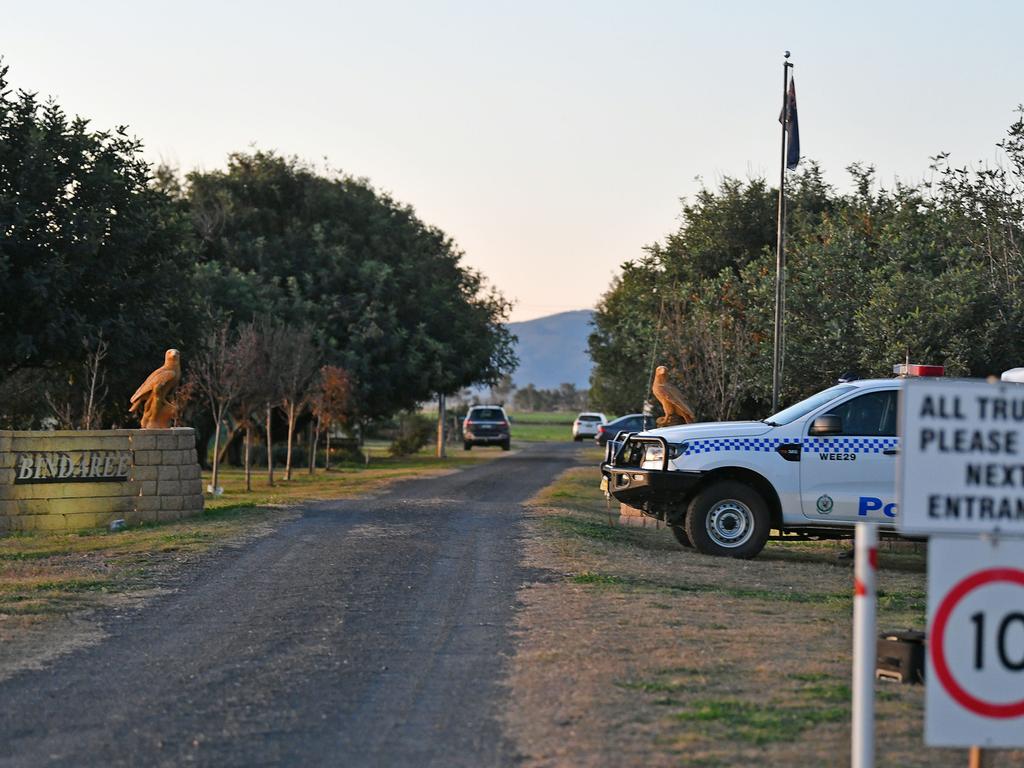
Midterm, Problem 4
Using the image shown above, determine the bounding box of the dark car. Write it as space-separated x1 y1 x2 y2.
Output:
463 405 511 451
594 413 655 446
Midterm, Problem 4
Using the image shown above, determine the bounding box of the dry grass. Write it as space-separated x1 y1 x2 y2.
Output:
203 449 495 510
505 466 1024 767
0 503 282 624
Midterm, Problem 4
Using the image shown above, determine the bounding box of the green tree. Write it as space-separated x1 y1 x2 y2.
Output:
590 124 1024 421
0 63 196 427
184 151 516 420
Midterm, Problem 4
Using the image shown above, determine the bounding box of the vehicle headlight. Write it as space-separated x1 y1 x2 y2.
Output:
643 442 689 463
644 444 664 462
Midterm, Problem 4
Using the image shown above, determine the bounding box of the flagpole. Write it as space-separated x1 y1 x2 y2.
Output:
771 52 793 414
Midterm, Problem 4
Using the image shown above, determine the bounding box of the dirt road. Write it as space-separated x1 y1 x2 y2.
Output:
0 443 581 767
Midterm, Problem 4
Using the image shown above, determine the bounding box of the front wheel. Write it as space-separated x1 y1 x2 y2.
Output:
684 481 770 559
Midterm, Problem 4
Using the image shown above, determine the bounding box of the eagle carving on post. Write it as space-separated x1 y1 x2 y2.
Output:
129 349 182 429
652 365 696 428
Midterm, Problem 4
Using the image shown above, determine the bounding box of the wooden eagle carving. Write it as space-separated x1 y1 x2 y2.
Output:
129 349 182 429
652 365 696 427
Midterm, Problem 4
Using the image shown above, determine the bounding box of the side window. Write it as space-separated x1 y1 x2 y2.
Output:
825 391 897 437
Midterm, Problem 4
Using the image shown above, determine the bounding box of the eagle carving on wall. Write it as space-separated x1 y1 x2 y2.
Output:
652 365 696 427
129 349 182 429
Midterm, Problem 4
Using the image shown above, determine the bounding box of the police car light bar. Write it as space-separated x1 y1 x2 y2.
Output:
892 363 945 377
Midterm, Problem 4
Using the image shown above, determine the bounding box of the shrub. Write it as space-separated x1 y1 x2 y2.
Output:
388 412 434 456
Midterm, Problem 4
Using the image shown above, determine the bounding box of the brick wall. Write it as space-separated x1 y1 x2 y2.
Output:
0 428 204 533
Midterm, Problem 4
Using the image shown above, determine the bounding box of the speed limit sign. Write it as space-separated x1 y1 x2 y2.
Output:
927 536 1024 747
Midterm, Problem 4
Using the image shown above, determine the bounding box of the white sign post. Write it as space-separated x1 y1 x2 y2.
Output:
852 522 878 768
899 377 1024 752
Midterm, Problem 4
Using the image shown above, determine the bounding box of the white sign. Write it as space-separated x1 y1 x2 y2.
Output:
899 378 1024 536
926 536 1024 747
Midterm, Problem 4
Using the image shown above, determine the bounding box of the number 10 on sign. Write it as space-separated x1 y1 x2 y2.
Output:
926 536 1024 747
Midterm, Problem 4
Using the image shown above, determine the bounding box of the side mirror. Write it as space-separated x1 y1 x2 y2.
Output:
809 414 842 436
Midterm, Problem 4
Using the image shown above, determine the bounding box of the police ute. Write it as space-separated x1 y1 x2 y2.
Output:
600 364 947 559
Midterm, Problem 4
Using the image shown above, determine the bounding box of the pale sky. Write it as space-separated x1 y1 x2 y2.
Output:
4 1 1022 320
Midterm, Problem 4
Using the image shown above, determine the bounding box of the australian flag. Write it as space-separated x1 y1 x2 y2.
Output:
779 77 800 170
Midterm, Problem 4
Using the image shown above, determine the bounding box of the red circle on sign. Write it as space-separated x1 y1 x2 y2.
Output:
931 568 1024 718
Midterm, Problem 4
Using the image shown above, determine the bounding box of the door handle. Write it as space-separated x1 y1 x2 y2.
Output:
883 448 899 456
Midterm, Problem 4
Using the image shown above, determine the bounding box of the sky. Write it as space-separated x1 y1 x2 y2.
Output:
3 1 1023 321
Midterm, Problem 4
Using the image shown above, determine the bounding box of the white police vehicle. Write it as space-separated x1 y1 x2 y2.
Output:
600 365 945 559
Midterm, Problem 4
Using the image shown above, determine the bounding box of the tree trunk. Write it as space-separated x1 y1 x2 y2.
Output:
244 423 252 492
436 392 447 459
325 426 331 471
216 424 239 466
308 417 318 475
210 407 223 494
307 419 313 474
285 401 296 481
266 403 275 487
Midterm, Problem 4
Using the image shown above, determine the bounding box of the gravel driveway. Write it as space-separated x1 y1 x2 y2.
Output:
0 442 581 768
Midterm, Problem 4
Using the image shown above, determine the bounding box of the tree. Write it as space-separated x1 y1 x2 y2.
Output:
660 276 761 421
590 132 1024 420
256 320 290 487
310 365 353 471
190 321 245 494
587 263 664 416
44 335 110 430
231 322 270 492
276 326 319 481
0 63 196 427
185 151 517 420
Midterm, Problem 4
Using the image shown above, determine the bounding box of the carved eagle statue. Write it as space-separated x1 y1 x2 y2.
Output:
129 349 182 429
652 365 696 427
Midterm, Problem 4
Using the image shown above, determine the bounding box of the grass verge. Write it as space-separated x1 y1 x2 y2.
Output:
503 465 992 767
203 447 493 510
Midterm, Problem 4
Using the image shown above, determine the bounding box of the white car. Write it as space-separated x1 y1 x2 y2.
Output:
572 412 607 441
600 368 941 559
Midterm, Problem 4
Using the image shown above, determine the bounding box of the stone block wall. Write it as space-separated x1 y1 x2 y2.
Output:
0 428 204 533
618 502 664 528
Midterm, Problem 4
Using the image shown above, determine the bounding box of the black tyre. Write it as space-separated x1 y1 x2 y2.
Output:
574 435 582 442
501 439 511 451
683 480 770 559
463 442 472 451
670 525 693 549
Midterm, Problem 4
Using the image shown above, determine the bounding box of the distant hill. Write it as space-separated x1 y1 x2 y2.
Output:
507 310 594 390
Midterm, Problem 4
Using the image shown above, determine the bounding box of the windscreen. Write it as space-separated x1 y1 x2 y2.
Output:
764 385 856 426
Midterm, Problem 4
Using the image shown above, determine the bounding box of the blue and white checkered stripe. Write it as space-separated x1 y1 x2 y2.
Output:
681 436 899 456
683 437 786 455
801 437 898 454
